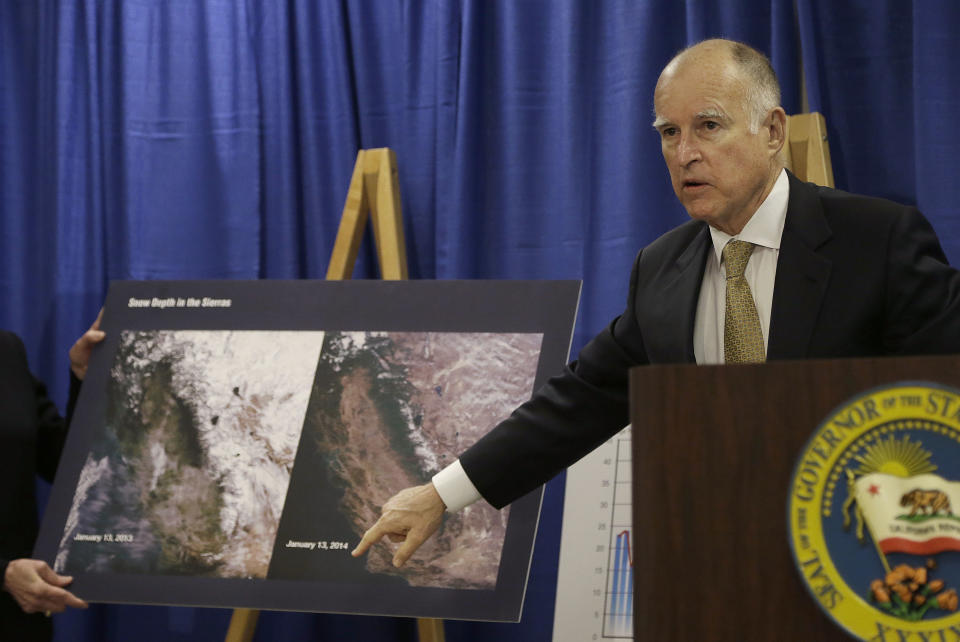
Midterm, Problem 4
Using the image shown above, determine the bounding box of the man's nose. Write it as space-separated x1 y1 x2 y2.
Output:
677 134 701 165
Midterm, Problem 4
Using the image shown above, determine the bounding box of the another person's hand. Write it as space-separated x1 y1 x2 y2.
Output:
2 559 88 614
351 483 446 567
69 309 106 380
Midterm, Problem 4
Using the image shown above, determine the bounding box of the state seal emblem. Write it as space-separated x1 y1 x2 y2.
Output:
788 383 960 640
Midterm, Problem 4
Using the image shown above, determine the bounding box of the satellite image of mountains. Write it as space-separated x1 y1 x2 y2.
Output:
270 330 542 589
55 329 540 591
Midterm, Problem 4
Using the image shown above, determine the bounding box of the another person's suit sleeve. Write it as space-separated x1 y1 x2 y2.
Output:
0 334 80 591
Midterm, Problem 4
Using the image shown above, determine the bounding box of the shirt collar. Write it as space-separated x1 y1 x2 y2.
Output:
708 168 789 264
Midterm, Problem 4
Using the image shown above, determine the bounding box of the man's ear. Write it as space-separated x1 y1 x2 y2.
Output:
767 107 787 155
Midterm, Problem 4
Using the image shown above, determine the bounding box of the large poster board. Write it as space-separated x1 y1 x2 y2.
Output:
35 279 581 622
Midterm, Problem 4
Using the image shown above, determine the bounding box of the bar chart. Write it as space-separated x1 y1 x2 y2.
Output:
553 426 633 641
602 437 633 638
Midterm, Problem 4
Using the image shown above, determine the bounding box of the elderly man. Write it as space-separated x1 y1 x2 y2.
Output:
353 38 960 567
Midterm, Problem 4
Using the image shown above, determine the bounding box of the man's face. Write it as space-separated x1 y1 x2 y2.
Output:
653 56 779 235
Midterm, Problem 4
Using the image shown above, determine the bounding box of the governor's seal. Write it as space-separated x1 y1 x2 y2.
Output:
788 383 960 641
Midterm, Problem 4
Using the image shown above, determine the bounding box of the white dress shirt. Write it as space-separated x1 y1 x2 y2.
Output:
694 168 788 363
433 169 791 512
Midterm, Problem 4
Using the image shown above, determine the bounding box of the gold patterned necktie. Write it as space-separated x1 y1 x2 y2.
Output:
722 239 765 364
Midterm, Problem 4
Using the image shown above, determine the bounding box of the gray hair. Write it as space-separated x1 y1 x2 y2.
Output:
727 41 781 133
665 39 782 134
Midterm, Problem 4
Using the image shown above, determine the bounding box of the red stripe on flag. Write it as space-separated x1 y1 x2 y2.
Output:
879 537 960 555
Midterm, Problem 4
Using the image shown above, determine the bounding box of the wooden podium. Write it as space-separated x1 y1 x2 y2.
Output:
629 355 960 640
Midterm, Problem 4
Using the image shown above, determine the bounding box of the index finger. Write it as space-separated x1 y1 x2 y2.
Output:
391 528 429 568
351 521 388 558
42 587 88 613
62 591 88 610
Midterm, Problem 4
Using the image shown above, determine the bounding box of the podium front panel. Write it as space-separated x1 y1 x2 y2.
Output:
629 355 960 641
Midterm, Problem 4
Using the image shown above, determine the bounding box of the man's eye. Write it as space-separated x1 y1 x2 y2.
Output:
661 127 677 137
704 121 719 130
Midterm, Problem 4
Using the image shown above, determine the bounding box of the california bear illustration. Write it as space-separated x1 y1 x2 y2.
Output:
900 489 953 517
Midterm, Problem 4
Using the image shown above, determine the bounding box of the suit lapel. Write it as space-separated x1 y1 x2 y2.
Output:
655 225 711 362
767 173 833 360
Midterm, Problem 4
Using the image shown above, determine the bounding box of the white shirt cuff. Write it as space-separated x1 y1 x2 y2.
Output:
432 459 482 513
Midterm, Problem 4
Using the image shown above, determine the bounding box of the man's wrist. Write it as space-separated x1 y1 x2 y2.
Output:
431 459 482 513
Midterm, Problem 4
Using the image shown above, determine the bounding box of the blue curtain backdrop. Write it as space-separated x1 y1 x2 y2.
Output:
796 0 960 260
1 1 957 640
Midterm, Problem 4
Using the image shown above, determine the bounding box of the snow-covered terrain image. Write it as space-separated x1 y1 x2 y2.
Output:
269 331 543 589
55 330 324 578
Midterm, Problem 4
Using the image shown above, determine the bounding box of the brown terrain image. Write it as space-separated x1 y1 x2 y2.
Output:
307 331 542 589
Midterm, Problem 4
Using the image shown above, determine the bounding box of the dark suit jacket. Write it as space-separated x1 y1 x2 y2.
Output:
0 331 79 642
461 171 960 509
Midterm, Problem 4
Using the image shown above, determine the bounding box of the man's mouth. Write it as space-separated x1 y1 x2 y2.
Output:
682 180 709 190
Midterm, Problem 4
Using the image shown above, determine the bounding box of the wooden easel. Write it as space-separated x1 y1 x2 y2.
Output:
784 111 835 188
225 148 444 642
326 147 409 280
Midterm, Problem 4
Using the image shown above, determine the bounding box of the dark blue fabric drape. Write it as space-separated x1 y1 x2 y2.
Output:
797 0 960 263
1 1 955 640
